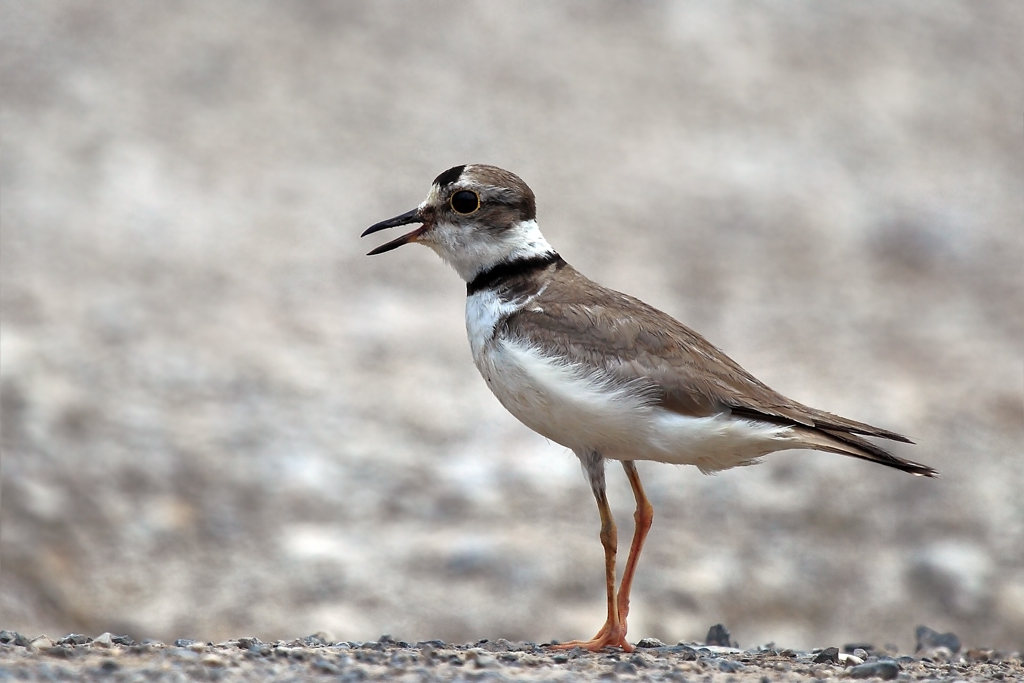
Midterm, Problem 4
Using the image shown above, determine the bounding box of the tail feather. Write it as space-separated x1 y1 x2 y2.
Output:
795 426 938 477
731 405 914 444
810 411 914 444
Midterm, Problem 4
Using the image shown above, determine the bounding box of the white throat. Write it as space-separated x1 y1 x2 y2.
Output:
424 218 554 283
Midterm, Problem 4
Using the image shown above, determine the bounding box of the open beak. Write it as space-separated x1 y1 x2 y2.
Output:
361 208 425 255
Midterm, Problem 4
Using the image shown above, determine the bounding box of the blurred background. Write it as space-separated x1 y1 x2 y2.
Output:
2 1 1022 651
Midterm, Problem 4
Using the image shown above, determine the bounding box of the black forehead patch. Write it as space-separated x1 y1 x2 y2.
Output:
432 165 466 189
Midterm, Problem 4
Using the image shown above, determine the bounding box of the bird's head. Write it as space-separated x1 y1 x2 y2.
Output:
362 164 553 282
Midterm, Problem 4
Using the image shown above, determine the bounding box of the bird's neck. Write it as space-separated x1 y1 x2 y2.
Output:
467 251 565 296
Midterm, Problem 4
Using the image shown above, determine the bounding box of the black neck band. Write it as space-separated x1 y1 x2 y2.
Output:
466 252 564 296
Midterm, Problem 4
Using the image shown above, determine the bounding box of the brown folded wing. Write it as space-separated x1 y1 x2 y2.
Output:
496 263 935 476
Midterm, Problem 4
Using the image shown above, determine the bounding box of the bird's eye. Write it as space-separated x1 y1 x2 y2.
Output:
450 190 480 215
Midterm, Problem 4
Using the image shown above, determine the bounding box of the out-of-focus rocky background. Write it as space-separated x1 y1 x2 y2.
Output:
2 1 1022 652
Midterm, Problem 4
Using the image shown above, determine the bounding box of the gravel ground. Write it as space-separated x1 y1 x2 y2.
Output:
2 628 1022 683
2 0 1023 654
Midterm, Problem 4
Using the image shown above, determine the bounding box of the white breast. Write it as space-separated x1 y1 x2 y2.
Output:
465 290 797 473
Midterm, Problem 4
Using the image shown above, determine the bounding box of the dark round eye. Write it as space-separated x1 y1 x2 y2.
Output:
450 190 480 214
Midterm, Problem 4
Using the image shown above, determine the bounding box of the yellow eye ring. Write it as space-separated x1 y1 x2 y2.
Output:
450 190 480 214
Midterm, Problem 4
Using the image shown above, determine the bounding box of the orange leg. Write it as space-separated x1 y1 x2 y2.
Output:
551 453 633 652
616 460 654 633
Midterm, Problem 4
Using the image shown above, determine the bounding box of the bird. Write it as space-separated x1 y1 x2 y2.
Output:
361 164 937 652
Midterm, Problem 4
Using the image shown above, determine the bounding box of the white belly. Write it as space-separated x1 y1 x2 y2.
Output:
465 291 795 473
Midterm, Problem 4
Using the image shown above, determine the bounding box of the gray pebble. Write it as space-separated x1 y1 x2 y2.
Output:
56 634 91 646
417 640 446 648
636 637 666 648
302 633 330 647
813 646 840 664
850 659 901 680
705 624 734 647
914 625 961 654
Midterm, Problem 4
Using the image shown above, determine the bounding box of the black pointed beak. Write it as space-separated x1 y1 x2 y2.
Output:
361 208 424 255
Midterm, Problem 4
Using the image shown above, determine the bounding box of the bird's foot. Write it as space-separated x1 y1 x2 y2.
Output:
549 622 633 653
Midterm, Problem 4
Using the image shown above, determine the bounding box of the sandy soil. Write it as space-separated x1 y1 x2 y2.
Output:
2 0 1023 654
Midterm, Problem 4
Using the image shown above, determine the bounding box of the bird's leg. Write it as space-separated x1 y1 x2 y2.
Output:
551 452 633 652
616 460 654 633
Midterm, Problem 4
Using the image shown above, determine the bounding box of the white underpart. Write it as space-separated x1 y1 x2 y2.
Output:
422 215 554 282
466 290 798 473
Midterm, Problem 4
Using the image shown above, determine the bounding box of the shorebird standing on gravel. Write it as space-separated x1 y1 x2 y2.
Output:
361 164 937 652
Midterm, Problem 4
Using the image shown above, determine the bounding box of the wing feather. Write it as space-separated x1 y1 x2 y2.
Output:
502 264 911 442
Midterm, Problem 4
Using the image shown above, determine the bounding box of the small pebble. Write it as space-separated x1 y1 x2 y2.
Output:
302 632 332 647
915 625 961 654
849 659 901 680
705 624 734 647
56 634 91 646
636 637 665 648
236 637 261 650
30 636 54 651
813 647 840 664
